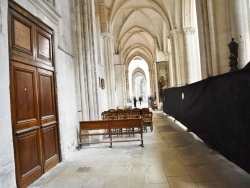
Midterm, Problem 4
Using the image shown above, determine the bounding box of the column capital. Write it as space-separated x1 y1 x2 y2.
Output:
170 29 183 38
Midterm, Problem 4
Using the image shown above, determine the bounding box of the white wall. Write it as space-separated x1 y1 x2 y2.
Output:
0 0 79 186
0 1 16 187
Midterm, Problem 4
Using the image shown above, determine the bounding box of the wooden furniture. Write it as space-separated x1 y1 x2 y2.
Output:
151 102 158 111
141 108 150 113
79 118 144 148
131 108 141 114
9 2 60 187
142 112 153 132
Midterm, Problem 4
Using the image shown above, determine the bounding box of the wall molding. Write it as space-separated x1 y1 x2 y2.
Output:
28 0 61 25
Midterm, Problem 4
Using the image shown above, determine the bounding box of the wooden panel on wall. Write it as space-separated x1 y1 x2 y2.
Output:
43 125 57 160
38 68 59 172
36 28 53 66
15 68 36 120
17 130 42 176
15 128 42 188
42 124 59 172
9 3 54 70
38 33 50 58
39 73 54 116
14 19 31 51
9 8 34 60
11 62 38 132
38 69 56 124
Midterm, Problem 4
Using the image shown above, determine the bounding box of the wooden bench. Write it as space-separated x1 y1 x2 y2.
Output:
151 102 157 111
79 118 144 148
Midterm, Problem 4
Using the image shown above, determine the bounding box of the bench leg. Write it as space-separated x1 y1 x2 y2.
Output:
141 140 144 147
110 134 112 148
76 144 82 150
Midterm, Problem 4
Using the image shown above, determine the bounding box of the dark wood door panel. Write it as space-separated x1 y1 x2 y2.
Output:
38 69 55 117
9 3 54 71
36 27 53 66
15 129 42 188
9 8 34 60
38 68 56 125
42 124 59 172
11 62 39 132
38 68 59 172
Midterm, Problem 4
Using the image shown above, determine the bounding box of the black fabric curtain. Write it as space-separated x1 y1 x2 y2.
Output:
163 68 250 173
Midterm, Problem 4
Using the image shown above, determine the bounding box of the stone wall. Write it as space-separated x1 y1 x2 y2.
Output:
0 1 16 187
0 0 80 186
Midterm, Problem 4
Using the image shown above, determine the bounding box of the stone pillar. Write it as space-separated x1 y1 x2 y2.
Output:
82 0 98 120
114 64 125 108
125 70 129 102
148 68 154 98
195 0 210 78
183 27 200 84
153 62 158 103
102 33 116 109
207 0 219 75
228 0 247 68
170 29 185 86
75 0 88 120
168 36 177 87
167 49 175 87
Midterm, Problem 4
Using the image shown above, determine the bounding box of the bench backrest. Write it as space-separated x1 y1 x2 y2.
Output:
80 118 143 130
109 118 142 129
80 120 110 130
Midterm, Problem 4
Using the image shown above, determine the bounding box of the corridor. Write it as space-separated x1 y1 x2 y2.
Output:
29 111 250 188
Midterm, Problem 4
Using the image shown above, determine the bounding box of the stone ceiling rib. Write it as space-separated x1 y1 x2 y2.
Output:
109 1 172 31
124 44 153 63
126 53 152 71
104 0 175 71
116 10 161 50
132 67 146 78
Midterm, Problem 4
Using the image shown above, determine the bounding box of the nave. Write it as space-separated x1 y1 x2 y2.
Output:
29 112 250 188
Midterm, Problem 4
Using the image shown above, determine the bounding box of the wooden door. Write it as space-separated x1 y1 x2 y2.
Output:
9 1 60 187
10 62 43 188
38 68 59 173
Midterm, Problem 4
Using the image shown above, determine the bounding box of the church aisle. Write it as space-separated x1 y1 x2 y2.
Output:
29 111 250 188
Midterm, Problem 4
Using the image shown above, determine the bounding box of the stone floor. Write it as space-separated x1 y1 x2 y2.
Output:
29 111 250 188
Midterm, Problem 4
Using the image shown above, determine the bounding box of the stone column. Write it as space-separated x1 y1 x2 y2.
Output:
170 29 185 86
228 0 248 68
75 0 88 120
207 0 219 75
148 68 154 98
114 64 125 108
82 0 98 120
102 32 116 109
167 49 175 87
125 70 129 102
183 27 198 84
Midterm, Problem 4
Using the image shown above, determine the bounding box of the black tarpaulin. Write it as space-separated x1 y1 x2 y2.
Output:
163 68 250 173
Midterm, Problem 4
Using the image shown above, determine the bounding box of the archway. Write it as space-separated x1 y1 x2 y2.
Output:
128 57 151 107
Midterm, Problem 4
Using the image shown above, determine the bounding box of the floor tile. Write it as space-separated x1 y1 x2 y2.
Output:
168 176 198 188
28 111 250 188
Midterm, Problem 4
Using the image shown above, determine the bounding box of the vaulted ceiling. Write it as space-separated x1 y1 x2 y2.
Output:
100 0 176 68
